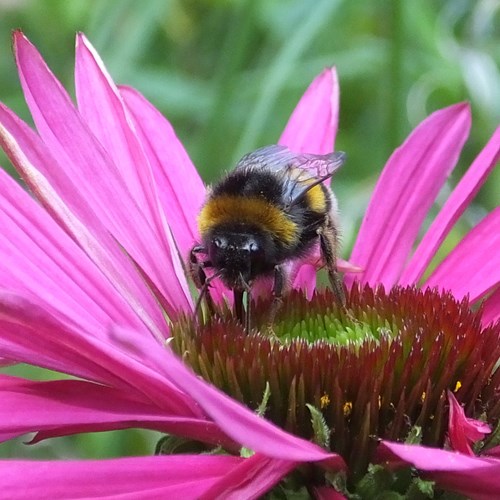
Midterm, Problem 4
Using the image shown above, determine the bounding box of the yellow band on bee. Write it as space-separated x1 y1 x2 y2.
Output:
305 184 327 212
198 195 298 245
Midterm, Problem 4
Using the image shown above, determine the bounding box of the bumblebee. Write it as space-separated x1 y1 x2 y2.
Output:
189 144 346 329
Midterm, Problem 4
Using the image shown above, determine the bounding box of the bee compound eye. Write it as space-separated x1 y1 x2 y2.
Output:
249 241 259 253
213 237 224 248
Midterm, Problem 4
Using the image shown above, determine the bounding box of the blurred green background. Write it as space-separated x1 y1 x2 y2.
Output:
0 0 498 460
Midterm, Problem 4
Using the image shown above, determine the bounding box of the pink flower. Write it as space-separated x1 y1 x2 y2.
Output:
0 31 499 498
447 390 491 456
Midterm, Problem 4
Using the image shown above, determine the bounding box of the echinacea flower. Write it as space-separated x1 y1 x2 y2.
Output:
0 30 499 498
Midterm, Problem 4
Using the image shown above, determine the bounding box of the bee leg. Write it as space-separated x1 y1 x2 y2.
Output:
318 218 346 308
189 245 215 318
268 264 286 332
189 245 209 289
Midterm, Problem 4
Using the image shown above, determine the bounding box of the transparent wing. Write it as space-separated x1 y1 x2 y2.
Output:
235 144 346 178
236 145 346 208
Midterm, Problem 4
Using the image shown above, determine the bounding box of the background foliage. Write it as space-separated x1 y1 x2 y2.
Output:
0 0 498 459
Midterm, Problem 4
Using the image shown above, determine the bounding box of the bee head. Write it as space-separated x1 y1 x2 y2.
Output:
207 228 274 289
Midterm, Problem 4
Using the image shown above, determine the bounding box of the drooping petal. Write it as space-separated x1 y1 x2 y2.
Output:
482 287 500 326
12 30 192 317
0 162 163 341
74 35 191 310
121 83 230 303
486 446 500 458
0 103 166 339
377 441 500 500
447 390 491 455
279 67 339 154
278 67 341 295
425 207 500 302
0 292 201 419
152 338 346 468
200 454 296 499
347 104 471 288
400 126 500 285
119 85 206 257
0 455 243 499
0 375 230 449
75 34 161 226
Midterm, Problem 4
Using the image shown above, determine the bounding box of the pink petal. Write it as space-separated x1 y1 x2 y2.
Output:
0 375 230 449
152 339 346 468
0 455 243 499
377 441 500 500
485 445 500 458
13 31 192 317
74 34 192 316
0 105 168 341
200 454 296 499
278 68 341 294
0 291 202 420
425 207 500 302
0 164 164 341
447 390 491 455
400 125 500 285
119 85 205 258
75 34 161 226
482 287 500 325
279 67 339 154
119 85 230 302
347 104 471 288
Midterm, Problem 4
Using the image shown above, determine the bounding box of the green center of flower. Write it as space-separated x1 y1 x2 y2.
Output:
171 283 500 480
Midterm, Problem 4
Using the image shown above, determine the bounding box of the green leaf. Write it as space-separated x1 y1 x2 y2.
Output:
306 403 330 449
257 381 271 417
405 425 423 445
406 476 435 499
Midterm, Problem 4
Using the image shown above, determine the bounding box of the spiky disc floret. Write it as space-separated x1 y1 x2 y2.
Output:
171 284 500 478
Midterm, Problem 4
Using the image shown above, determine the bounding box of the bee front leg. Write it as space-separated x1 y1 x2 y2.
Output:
318 218 346 308
189 245 215 317
189 245 208 289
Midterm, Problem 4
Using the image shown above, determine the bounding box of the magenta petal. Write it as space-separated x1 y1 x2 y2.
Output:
377 441 500 499
200 454 295 499
13 31 192 317
482 287 500 325
425 207 500 302
154 344 346 467
0 163 165 340
486 446 500 458
447 390 491 455
119 85 205 258
0 292 201 419
347 104 471 288
400 125 500 285
75 34 161 223
279 68 340 293
0 375 230 448
120 86 229 302
74 35 192 311
279 67 339 154
0 455 242 499
0 105 169 340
